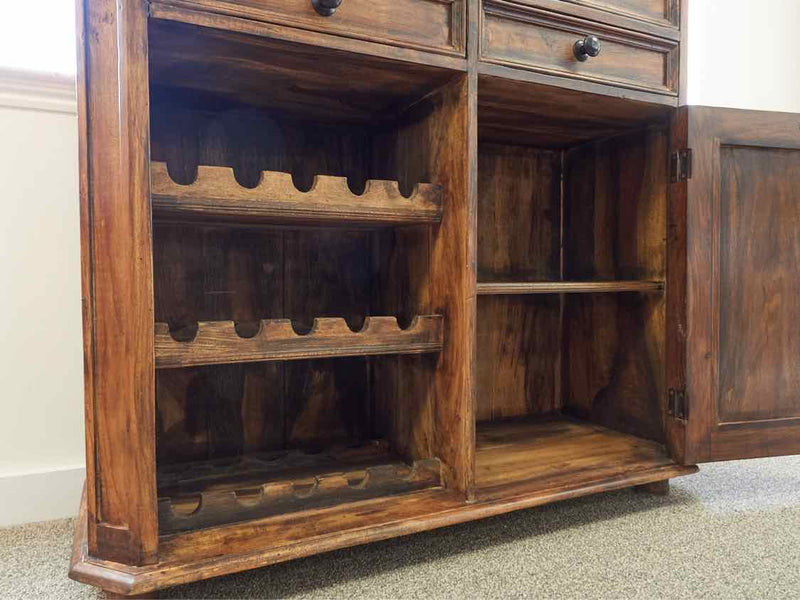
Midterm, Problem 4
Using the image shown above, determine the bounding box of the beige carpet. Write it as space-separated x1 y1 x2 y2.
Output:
2 456 799 599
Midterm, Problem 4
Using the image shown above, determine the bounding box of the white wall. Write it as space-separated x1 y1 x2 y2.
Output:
0 70 85 526
685 0 800 112
2 1 800 526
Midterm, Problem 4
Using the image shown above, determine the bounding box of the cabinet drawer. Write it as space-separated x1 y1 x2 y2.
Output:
156 0 466 57
558 0 678 28
481 1 678 96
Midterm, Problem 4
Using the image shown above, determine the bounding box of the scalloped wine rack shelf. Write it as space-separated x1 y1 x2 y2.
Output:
158 456 444 534
155 315 444 369
150 162 443 226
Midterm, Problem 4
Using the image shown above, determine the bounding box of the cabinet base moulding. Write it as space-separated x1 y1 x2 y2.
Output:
71 455 697 595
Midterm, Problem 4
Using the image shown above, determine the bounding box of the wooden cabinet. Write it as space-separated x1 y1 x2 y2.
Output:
150 0 466 57
668 106 800 464
480 0 679 97
70 0 800 596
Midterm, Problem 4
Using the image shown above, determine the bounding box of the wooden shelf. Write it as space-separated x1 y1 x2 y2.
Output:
475 416 688 499
150 162 443 226
155 315 443 369
157 443 443 534
476 280 664 295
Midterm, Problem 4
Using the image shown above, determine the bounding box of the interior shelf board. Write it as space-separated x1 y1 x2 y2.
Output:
475 416 696 500
158 444 443 534
155 315 444 369
150 162 443 226
476 280 665 295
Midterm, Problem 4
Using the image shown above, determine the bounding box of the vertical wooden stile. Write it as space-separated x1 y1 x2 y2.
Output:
76 0 159 565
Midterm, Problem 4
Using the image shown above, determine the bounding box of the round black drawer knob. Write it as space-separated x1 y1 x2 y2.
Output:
573 35 601 61
311 0 343 16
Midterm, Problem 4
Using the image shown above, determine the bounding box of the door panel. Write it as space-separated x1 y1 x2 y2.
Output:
678 106 800 463
718 145 800 424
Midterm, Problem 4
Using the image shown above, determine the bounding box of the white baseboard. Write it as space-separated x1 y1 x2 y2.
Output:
0 467 85 527
0 67 76 114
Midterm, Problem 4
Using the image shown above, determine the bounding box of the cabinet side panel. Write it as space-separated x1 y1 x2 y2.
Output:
383 76 476 494
78 0 158 564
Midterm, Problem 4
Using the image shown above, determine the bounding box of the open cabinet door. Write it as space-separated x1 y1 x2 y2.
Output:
669 106 800 464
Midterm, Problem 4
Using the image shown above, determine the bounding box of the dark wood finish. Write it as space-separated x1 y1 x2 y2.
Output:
151 161 443 226
480 1 678 97
512 0 679 30
478 73 673 148
475 416 689 493
634 479 670 495
563 127 668 282
80 2 800 597
506 0 680 33
559 0 678 28
476 296 561 420
70 452 695 596
563 293 665 441
76 0 159 566
677 106 800 463
159 455 443 533
477 280 664 294
381 77 476 495
664 108 688 463
477 144 561 282
150 0 466 58
148 20 461 125
155 316 444 368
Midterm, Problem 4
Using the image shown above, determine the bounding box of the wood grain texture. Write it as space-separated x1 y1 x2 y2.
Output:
664 107 688 463
375 77 476 495
477 281 664 294
149 97 439 466
480 1 678 96
475 416 682 492
476 296 561 420
70 447 694 596
564 127 668 281
159 456 443 533
150 161 443 226
477 144 561 282
150 0 466 58
563 293 665 442
509 0 679 31
155 316 444 368
148 19 460 124
681 106 800 463
717 145 800 423
76 0 158 565
478 73 673 148
71 0 700 591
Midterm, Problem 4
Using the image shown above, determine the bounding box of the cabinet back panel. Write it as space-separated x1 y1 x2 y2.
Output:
150 85 447 468
155 359 373 463
476 295 562 421
477 144 562 282
563 293 665 441
564 128 668 281
150 100 373 192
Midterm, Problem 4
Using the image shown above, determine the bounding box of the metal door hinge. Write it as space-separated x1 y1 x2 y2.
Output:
670 149 693 182
668 387 688 421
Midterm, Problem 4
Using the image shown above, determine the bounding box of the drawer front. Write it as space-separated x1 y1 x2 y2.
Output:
558 0 678 28
481 1 678 96
162 0 465 57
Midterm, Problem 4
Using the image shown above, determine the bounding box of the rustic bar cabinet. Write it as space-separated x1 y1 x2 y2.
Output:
70 0 800 596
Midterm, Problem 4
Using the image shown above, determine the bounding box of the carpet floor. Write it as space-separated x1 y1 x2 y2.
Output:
1 455 799 599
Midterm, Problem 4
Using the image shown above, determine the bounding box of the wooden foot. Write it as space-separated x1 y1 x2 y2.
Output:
634 480 670 496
